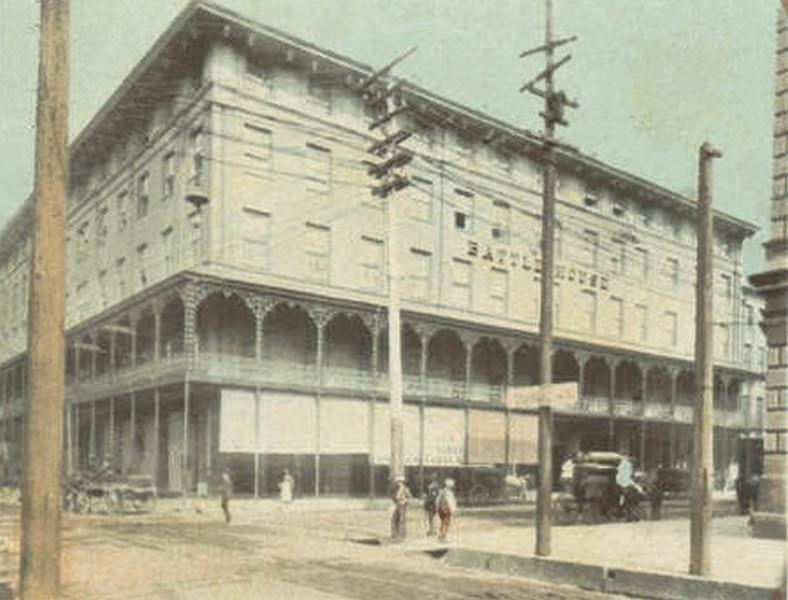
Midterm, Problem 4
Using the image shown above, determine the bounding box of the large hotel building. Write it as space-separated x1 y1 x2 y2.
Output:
0 2 767 498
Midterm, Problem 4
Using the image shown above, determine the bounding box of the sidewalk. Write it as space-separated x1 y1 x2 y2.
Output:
418 516 785 600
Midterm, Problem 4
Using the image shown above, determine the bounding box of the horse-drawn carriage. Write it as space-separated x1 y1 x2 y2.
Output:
63 472 156 515
554 451 647 524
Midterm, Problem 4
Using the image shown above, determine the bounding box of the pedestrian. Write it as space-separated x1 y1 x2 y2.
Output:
437 478 458 542
390 476 412 540
219 469 233 524
278 469 294 511
423 472 440 536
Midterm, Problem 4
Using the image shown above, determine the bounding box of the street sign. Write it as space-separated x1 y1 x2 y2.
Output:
506 382 578 410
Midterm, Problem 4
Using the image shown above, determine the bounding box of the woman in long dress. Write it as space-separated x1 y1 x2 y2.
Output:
278 469 294 509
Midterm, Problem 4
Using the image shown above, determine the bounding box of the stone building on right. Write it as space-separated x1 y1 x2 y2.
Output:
749 5 788 540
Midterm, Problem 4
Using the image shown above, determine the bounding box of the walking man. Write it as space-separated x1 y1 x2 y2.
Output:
423 472 440 536
220 469 233 524
437 478 458 542
390 476 412 541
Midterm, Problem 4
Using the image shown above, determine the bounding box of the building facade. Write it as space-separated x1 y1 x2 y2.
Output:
0 2 767 497
749 5 788 539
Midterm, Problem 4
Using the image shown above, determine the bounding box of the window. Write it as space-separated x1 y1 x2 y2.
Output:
96 204 109 248
241 208 272 270
162 151 176 198
405 249 431 301
743 342 753 368
664 258 679 290
610 296 624 338
408 176 433 221
359 236 384 291
161 227 175 275
97 270 108 307
632 247 649 281
190 125 206 186
451 258 472 309
116 257 127 298
581 229 599 268
490 268 508 314
244 123 273 173
634 303 648 342
611 239 626 274
717 324 731 359
245 57 273 89
306 143 331 194
76 221 90 263
720 273 733 305
583 183 600 208
491 201 510 241
664 311 678 347
579 290 597 332
137 243 149 288
453 189 474 232
612 201 627 218
136 172 149 219
304 223 330 281
117 189 129 232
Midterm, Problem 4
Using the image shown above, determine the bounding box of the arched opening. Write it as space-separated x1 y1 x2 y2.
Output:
646 367 672 405
160 295 184 358
583 356 610 398
95 330 112 377
427 330 465 381
471 338 507 386
553 349 579 384
377 325 422 376
135 308 156 365
713 376 726 411
196 292 255 357
262 303 316 365
324 313 372 371
614 361 643 401
513 344 539 386
114 317 133 370
726 379 741 412
676 370 694 405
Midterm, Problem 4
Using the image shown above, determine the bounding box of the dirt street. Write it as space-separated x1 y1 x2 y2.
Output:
0 502 631 599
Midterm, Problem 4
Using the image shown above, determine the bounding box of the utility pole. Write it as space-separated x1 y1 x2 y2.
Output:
21 1 69 598
351 47 416 515
519 0 577 557
690 142 721 576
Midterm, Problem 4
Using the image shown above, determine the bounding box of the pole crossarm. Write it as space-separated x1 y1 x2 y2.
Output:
519 35 578 58
519 54 572 92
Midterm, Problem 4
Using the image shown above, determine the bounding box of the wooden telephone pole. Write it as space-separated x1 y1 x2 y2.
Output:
352 47 416 501
690 142 721 576
21 1 69 598
519 0 577 557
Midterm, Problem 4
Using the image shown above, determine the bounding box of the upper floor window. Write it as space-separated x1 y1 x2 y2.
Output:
663 257 679 290
162 151 176 198
96 204 109 248
190 125 206 187
581 229 599 268
359 236 384 291
583 183 600 208
161 227 176 275
611 238 626 274
304 222 330 281
306 143 332 194
117 189 129 232
306 78 332 113
610 296 624 338
405 248 431 301
579 290 597 332
453 189 474 232
632 247 649 281
490 268 508 315
634 303 648 342
491 201 510 242
664 311 678 347
136 172 150 219
241 207 272 270
407 176 433 222
451 258 472 309
244 123 273 172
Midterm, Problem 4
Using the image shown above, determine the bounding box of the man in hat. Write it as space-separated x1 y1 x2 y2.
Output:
390 476 412 541
423 472 440 536
437 478 458 542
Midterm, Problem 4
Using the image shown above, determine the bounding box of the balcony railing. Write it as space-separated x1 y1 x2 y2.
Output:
644 402 673 419
577 396 610 414
613 399 641 417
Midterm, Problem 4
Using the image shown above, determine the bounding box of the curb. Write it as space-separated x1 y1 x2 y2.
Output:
442 548 777 600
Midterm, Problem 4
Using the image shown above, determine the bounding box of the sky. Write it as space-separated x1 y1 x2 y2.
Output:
0 0 777 275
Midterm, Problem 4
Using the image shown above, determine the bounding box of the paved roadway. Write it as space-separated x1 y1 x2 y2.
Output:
0 501 633 600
